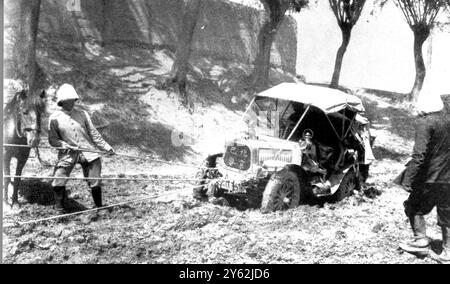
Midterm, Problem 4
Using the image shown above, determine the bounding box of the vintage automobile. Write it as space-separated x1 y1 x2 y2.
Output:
193 82 375 212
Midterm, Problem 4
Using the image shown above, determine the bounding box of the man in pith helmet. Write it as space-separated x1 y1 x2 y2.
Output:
48 84 115 211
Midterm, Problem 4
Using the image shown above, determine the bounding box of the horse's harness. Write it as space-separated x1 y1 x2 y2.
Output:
14 102 53 167
14 102 41 139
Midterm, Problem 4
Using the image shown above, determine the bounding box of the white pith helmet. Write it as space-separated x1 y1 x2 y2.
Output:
56 84 80 105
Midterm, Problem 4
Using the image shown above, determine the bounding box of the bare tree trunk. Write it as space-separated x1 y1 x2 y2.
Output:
101 0 107 47
330 24 352 89
13 0 42 96
252 19 279 90
251 2 289 91
410 25 430 102
426 31 433 70
169 0 202 110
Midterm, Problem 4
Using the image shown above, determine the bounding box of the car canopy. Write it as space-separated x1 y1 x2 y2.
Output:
256 83 365 114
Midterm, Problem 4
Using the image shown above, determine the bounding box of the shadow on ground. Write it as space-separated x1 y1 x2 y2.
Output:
18 179 54 206
18 179 86 212
372 146 409 162
430 239 444 255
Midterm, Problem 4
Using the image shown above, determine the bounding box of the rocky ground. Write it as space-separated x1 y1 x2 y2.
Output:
2 88 446 264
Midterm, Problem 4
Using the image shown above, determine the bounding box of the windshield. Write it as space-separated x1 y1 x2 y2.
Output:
243 97 302 139
243 96 351 145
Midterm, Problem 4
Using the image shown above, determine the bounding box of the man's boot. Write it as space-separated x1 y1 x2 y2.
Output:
399 215 430 255
53 186 66 212
437 226 450 264
91 186 103 208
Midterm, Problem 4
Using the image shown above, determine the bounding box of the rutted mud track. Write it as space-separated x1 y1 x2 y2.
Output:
2 161 441 263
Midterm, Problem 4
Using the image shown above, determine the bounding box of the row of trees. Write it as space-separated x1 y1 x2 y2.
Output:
394 0 449 100
248 0 450 101
11 0 450 108
279 0 447 100
329 0 448 101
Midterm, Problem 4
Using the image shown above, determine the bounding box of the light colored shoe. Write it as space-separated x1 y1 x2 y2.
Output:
438 226 450 264
436 248 450 264
399 238 430 256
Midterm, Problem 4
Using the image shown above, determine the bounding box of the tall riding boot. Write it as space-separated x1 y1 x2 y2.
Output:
53 186 66 211
399 215 430 255
437 226 450 264
91 186 103 208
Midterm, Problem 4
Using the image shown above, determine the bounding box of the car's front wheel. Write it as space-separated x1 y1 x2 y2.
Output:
261 169 301 213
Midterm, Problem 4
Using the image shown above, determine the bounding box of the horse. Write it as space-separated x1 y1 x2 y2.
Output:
3 82 46 206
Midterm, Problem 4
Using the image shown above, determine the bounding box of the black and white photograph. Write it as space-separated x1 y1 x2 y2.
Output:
2 0 450 266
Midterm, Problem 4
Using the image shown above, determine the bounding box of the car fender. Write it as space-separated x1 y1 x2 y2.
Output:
329 166 355 195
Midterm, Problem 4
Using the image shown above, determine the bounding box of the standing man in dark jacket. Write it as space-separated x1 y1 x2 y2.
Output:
398 94 450 264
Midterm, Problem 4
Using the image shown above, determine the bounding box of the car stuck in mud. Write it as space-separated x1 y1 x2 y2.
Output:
194 82 375 212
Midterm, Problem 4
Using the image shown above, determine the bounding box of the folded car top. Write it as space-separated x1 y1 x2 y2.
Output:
257 82 365 114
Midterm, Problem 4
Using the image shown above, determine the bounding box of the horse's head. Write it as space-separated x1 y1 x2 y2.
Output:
5 82 44 147
16 89 48 147
4 80 56 147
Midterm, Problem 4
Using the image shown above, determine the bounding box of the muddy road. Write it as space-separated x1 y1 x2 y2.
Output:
1 159 441 264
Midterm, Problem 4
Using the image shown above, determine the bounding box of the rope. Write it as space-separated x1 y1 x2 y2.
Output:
3 176 219 228
3 190 184 228
3 144 215 170
3 174 228 183
14 113 24 138
2 144 226 228
34 147 55 167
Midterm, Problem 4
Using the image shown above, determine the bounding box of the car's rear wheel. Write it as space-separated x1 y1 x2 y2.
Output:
334 168 360 201
261 169 301 213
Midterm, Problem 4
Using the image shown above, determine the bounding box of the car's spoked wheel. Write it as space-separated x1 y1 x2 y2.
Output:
335 169 359 201
261 169 301 213
273 181 296 210
341 179 356 197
